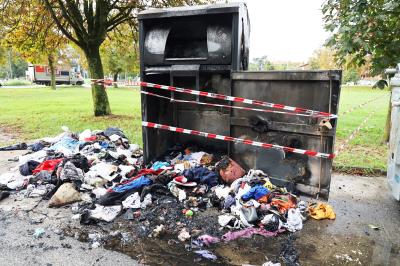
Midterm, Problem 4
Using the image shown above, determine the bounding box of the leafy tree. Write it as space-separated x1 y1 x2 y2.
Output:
0 47 29 79
323 0 399 142
322 0 400 74
40 0 209 116
0 46 8 78
0 45 6 66
69 43 89 71
342 68 359 83
100 25 139 87
309 47 338 70
10 51 28 78
0 0 212 113
0 0 66 89
61 45 84 70
272 62 300 70
249 56 274 71
308 47 363 83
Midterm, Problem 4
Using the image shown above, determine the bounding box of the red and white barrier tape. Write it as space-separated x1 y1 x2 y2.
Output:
142 121 335 159
334 110 376 156
91 79 337 119
91 79 113 86
139 82 337 119
91 79 137 86
141 91 323 118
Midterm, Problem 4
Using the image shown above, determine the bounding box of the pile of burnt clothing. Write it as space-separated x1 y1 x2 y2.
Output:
118 146 336 245
0 127 142 209
212 168 306 234
0 127 336 250
141 150 308 237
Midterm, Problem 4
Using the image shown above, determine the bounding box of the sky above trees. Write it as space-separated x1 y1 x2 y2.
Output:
244 0 329 62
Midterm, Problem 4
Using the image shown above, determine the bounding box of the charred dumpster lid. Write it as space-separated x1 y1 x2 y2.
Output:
138 3 246 19
232 70 342 81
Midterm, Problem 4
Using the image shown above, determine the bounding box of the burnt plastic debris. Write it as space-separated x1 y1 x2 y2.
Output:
0 191 10 201
140 183 170 201
29 141 46 152
62 154 90 172
80 210 98 225
250 116 269 133
263 214 281 232
104 127 127 139
0 142 28 151
19 160 41 176
280 234 300 266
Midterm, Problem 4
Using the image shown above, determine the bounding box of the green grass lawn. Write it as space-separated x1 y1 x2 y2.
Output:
335 86 390 170
0 86 142 144
0 85 391 171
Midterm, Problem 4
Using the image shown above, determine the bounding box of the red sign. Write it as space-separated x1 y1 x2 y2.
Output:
35 65 46 73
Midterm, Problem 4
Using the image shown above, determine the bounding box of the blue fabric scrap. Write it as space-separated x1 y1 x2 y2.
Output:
49 136 82 153
183 166 219 187
241 185 270 201
112 176 152 193
151 161 170 170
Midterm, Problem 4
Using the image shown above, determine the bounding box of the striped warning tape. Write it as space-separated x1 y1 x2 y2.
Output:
139 82 337 119
334 110 376 156
91 79 137 86
91 79 337 119
141 91 326 118
142 121 335 159
91 79 113 86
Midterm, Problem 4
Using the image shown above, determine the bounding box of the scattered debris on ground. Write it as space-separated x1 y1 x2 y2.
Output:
0 127 337 264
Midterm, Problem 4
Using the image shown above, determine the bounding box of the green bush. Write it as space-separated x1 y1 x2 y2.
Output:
343 69 360 83
2 79 32 86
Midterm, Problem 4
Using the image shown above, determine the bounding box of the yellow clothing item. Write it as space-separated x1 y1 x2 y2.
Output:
308 203 336 220
263 179 276 190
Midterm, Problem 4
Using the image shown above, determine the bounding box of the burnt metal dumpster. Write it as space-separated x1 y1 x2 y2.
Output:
138 3 341 199
229 71 341 199
139 3 250 160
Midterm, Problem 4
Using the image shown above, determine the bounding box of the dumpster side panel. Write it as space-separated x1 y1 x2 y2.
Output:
230 71 341 199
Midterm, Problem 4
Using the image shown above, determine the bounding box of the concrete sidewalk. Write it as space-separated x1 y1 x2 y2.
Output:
296 174 400 265
0 150 137 266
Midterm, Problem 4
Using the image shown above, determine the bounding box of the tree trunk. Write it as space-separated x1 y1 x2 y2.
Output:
85 47 111 116
48 54 56 90
383 90 392 143
113 72 119 88
8 49 13 79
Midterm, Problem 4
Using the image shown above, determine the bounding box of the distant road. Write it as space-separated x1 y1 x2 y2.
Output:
0 85 90 89
0 85 45 89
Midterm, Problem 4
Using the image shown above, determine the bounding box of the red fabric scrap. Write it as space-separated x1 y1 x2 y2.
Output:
32 159 64 174
84 136 97 142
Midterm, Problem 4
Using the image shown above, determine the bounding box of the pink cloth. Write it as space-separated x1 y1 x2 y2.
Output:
222 227 283 241
198 234 220 246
